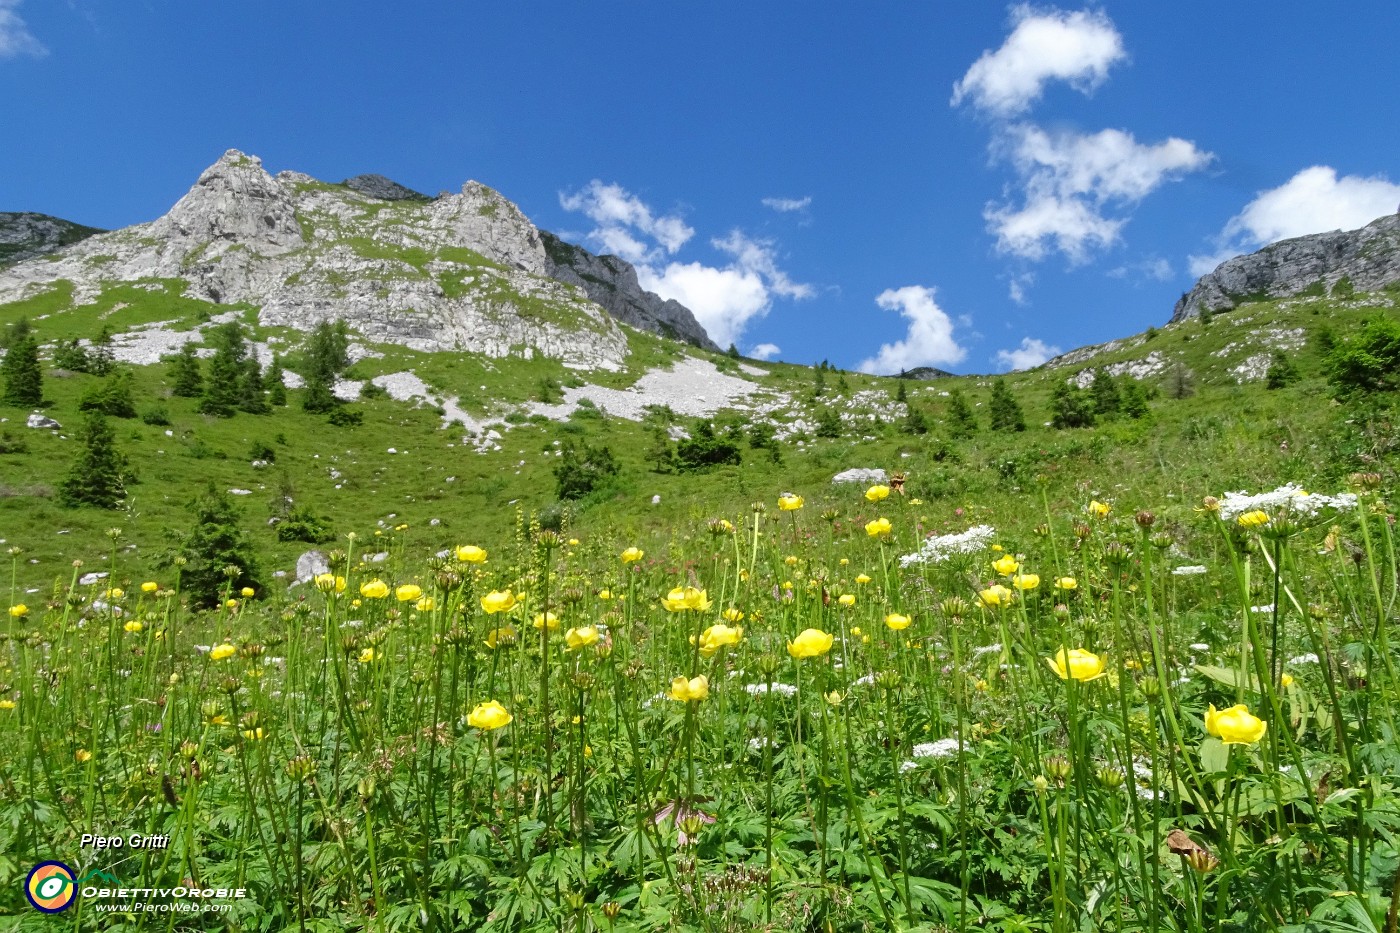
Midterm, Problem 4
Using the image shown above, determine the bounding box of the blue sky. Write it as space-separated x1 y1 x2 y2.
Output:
3 2 1398 373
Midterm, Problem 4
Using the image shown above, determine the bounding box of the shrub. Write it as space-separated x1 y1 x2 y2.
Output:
276 506 334 543
79 370 138 418
815 407 843 439
1326 316 1400 399
554 441 620 499
141 404 171 426
1 329 43 407
1051 382 1096 429
676 421 741 472
989 379 1026 431
1265 351 1301 389
328 406 364 427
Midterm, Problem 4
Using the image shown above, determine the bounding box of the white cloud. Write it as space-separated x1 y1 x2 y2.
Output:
749 343 781 361
561 183 811 349
0 0 46 59
1224 165 1400 245
1187 249 1241 278
986 125 1212 262
1189 166 1400 277
1007 272 1034 305
559 180 694 260
995 337 1061 371
639 231 812 349
857 286 967 375
951 5 1124 116
761 196 811 213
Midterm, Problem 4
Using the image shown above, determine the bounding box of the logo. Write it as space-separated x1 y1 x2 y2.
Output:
25 861 77 913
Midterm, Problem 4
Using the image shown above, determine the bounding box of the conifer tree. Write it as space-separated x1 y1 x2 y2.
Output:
989 378 1026 431
168 344 204 397
172 484 263 608
59 413 127 508
1090 368 1121 416
1264 350 1300 389
945 388 977 439
896 379 908 404
238 356 268 414
266 356 287 406
0 329 43 407
200 323 247 417
1121 378 1150 419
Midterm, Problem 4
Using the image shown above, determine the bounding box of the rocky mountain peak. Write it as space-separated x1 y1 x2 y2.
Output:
151 149 303 252
0 212 103 266
1172 211 1400 322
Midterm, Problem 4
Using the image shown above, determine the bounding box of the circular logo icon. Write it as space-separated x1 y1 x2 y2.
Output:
26 861 77 913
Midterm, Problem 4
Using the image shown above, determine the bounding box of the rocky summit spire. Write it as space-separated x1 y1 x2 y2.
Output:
152 150 303 252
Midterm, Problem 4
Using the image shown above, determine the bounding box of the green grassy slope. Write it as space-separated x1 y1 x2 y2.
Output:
1 284 1397 599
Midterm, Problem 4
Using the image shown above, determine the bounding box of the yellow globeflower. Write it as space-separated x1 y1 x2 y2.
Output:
1054 577 1078 591
838 594 856 608
661 586 712 612
455 545 488 563
1204 703 1267 745
865 518 892 538
415 596 436 612
124 620 143 634
358 647 377 663
1012 573 1040 590
0 700 15 710
565 625 600 650
141 581 159 593
698 624 743 657
484 625 516 649
1046 647 1108 682
1088 500 1111 518
1280 673 1295 688
992 554 1020 576
721 607 745 623
855 573 872 584
1237 511 1270 529
315 573 347 593
395 584 423 602
240 587 255 598
669 674 710 702
621 547 645 563
533 611 561 631
75 749 93 763
778 494 804 511
979 584 1013 608
361 579 389 600
884 613 912 631
467 700 513 731
481 590 518 614
788 628 835 659
8 604 27 619
567 538 580 547
865 484 891 502
209 643 237 662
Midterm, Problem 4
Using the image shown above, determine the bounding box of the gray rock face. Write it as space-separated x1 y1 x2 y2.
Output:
152 150 303 252
0 150 631 369
1173 212 1400 322
341 174 429 202
541 231 720 351
295 549 330 583
0 212 103 266
832 468 888 485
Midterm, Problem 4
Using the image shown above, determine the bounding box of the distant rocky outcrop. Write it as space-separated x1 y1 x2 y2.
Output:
0 212 103 266
341 174 430 202
897 366 955 380
541 232 720 352
0 150 716 369
1172 212 1400 322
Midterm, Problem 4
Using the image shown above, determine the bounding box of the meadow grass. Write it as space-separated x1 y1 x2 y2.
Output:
1 476 1397 931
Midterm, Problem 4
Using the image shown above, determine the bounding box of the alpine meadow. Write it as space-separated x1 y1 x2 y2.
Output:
3 4 1400 932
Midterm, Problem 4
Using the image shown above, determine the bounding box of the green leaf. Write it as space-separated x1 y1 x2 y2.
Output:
1199 736 1229 775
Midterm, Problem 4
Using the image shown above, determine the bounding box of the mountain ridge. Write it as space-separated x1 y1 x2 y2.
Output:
1173 211 1400 322
0 150 717 362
